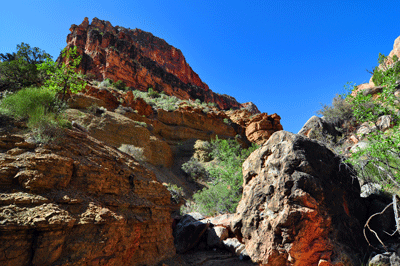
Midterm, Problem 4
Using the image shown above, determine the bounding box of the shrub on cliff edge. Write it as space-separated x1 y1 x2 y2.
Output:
0 86 70 142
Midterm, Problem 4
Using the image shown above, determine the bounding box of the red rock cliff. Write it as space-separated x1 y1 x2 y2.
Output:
64 17 243 110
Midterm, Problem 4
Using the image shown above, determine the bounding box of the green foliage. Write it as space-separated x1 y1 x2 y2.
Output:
147 87 160 98
0 86 69 142
191 137 259 215
181 157 210 180
38 46 86 100
113 80 127 91
164 183 185 204
317 94 354 127
99 78 113 88
372 53 400 86
346 53 400 189
0 43 51 91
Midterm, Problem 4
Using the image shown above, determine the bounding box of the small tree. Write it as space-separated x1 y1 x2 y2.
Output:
0 42 51 90
38 46 86 100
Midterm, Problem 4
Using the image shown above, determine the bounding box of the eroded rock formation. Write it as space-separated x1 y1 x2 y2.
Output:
65 17 243 110
231 131 366 265
0 130 175 266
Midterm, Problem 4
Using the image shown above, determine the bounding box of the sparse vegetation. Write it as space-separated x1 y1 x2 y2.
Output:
317 93 355 128
322 53 400 191
182 137 259 216
0 86 70 142
164 183 185 204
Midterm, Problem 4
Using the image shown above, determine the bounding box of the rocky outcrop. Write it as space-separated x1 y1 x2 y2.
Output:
65 108 174 167
231 131 366 265
227 110 283 145
64 17 244 110
0 130 175 266
298 115 341 139
245 113 283 145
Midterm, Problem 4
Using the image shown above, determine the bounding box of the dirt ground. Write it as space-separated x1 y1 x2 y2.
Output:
158 249 257 266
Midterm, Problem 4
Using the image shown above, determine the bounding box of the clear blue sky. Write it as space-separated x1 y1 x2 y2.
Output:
1 0 400 133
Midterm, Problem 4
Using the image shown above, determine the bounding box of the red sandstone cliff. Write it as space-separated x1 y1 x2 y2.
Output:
64 17 243 110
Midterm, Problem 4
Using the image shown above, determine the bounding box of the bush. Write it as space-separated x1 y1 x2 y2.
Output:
189 137 259 215
317 94 354 127
99 78 113 89
0 86 69 142
181 157 210 180
164 183 185 204
113 80 127 91
147 87 160 98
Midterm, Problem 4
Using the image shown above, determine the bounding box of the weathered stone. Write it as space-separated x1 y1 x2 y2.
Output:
245 113 283 145
298 115 340 139
232 131 366 265
222 238 249 259
64 17 244 110
376 115 392 131
173 213 209 253
65 108 174 167
369 253 391 266
207 226 229 248
350 141 369 153
0 130 175 266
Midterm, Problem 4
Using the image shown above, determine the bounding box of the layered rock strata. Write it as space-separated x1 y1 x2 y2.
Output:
65 17 243 110
231 131 366 265
0 130 175 266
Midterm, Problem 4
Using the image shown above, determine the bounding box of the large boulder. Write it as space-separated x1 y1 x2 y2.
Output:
231 131 367 265
0 130 175 266
298 115 340 139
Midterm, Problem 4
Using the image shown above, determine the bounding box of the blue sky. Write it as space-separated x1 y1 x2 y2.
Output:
1 0 400 133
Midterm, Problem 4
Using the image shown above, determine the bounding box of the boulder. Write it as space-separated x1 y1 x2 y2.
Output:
298 115 340 139
376 115 392 131
222 238 249 259
173 213 210 253
207 226 229 248
245 113 283 145
231 131 367 265
0 130 175 266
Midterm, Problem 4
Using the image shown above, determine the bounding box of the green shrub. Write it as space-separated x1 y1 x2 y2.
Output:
0 86 69 142
114 80 127 91
190 137 259 215
38 46 86 101
99 78 113 89
317 94 354 127
164 183 185 204
372 53 400 86
181 157 210 180
147 87 160 98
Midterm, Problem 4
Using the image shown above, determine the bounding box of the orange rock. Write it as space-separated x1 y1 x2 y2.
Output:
0 130 175 265
64 17 243 110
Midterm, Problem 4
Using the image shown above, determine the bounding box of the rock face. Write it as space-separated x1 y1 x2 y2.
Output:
298 115 341 139
231 131 366 265
65 17 243 110
0 130 175 266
